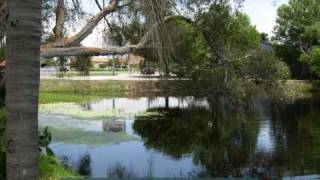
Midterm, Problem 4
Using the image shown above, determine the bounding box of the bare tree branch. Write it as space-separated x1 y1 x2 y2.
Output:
41 45 144 58
43 0 118 48
41 15 187 58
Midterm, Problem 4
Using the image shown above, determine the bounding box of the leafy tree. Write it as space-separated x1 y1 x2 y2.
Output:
309 47 320 76
167 2 289 98
166 17 209 77
274 0 320 79
105 17 147 46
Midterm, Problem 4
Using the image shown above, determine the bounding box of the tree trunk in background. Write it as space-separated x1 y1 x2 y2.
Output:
5 0 42 179
53 0 67 75
112 55 116 76
53 0 65 41
75 56 92 76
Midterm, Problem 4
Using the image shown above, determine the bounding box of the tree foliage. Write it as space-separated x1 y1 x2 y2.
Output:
274 0 320 78
309 47 320 76
164 2 289 98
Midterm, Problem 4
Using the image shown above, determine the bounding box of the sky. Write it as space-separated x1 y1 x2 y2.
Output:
81 0 289 47
242 0 289 35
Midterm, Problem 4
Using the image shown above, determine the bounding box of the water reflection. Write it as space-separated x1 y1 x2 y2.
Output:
39 95 320 178
106 163 137 179
133 103 260 177
60 153 92 176
40 96 207 119
82 97 208 114
133 96 320 178
77 153 92 176
103 121 126 133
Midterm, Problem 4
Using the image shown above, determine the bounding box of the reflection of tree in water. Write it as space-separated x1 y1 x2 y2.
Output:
103 120 126 133
270 98 320 175
134 106 211 158
106 163 136 179
59 152 92 177
77 153 92 176
133 96 320 178
80 103 92 111
133 96 260 177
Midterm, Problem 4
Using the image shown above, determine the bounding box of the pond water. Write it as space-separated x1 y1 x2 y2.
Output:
39 96 320 179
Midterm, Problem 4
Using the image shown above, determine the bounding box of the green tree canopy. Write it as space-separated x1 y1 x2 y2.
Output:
274 0 320 48
274 0 320 78
166 2 289 98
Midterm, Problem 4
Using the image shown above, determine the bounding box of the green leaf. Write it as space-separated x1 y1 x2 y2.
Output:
46 147 55 157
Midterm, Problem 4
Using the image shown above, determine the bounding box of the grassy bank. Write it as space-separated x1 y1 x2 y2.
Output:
40 155 80 180
40 79 170 93
39 79 190 104
39 79 320 105
39 92 102 104
41 79 320 94
283 80 320 99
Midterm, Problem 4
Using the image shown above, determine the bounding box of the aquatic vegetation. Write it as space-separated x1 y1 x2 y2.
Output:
40 103 128 119
47 127 137 145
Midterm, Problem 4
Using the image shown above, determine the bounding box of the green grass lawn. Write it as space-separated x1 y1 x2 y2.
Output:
39 92 102 104
40 79 132 94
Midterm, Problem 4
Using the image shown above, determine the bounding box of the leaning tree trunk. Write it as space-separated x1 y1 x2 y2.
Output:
5 0 42 179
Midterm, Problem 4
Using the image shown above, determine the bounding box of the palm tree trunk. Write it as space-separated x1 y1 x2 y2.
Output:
5 0 42 179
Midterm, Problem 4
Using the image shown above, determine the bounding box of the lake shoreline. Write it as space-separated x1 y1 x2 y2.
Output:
40 79 320 100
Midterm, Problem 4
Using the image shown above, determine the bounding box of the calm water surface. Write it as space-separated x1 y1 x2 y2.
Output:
39 96 320 178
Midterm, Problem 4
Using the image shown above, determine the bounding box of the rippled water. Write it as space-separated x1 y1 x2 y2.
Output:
39 96 320 178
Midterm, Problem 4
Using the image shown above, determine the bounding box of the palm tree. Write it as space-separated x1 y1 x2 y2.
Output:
5 0 42 179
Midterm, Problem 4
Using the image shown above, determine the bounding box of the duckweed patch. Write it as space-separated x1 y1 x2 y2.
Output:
46 127 137 145
40 103 127 119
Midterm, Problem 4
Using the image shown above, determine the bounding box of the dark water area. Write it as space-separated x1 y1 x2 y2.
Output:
39 96 320 179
